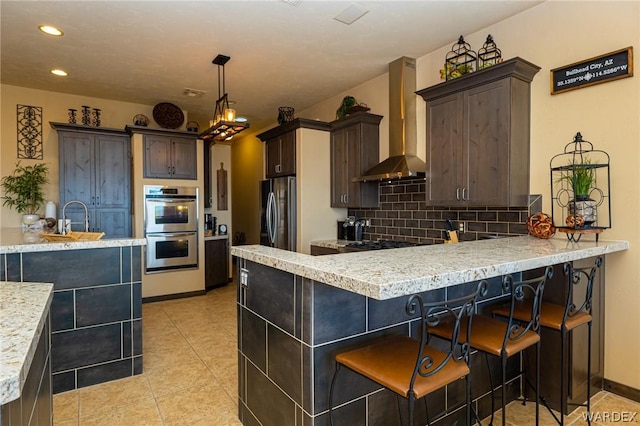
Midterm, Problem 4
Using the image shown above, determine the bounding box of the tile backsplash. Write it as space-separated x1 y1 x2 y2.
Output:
348 178 542 244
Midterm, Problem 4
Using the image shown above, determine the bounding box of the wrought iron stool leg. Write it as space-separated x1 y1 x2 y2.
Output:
328 363 341 426
485 353 496 426
501 354 507 426
536 340 540 426
586 321 593 426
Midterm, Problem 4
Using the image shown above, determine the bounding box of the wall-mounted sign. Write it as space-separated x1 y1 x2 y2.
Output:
550 46 633 95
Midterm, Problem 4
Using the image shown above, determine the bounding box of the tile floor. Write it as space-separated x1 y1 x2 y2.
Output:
52 281 640 425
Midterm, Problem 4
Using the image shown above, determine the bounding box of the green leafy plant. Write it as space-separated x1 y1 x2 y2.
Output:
1 161 49 214
557 159 594 198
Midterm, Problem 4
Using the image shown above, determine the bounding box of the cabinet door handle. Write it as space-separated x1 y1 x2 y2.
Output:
172 166 176 174
456 188 460 201
344 194 348 204
91 196 95 206
275 164 281 173
96 196 100 205
462 187 468 201
168 166 172 174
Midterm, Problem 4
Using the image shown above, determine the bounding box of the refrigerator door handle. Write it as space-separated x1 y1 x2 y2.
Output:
267 192 276 244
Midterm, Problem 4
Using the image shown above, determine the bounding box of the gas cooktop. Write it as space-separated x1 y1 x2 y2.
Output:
344 240 424 251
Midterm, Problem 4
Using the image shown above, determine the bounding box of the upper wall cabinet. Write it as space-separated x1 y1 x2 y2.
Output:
257 118 331 179
330 112 382 208
52 122 131 238
417 57 540 207
127 126 198 180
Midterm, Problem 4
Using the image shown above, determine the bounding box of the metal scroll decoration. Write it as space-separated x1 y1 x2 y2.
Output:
16 104 43 159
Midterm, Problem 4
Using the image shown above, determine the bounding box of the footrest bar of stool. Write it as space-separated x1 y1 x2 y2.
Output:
540 396 562 425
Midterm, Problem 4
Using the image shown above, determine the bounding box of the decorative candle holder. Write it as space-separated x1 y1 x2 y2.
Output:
444 36 477 80
81 106 91 125
478 34 503 69
92 108 101 127
68 109 77 124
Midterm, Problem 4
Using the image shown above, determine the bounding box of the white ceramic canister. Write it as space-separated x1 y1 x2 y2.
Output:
45 201 57 220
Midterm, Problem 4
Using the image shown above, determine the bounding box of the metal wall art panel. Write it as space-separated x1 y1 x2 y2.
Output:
17 104 43 159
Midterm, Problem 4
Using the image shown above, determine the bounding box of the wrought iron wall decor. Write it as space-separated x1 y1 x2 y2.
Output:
550 132 611 241
16 104 43 160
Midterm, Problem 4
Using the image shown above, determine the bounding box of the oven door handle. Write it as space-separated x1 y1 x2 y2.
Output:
147 232 195 238
146 199 194 204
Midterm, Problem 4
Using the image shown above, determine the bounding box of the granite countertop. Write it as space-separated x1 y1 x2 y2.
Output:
0 281 54 405
0 228 147 254
231 235 629 300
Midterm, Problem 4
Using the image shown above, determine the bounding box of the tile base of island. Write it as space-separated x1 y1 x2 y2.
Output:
230 236 628 425
1 230 146 394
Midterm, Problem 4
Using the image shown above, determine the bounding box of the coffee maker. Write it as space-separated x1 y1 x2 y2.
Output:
204 214 217 236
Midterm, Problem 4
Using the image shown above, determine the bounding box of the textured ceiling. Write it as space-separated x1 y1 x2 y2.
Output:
1 1 542 132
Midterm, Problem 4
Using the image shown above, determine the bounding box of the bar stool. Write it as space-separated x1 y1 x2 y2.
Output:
328 281 487 426
492 257 602 425
429 267 552 426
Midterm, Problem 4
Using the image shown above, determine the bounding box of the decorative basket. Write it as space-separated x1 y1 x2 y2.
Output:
40 231 105 241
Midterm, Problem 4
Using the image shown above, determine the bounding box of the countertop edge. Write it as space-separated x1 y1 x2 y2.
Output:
231 237 629 300
0 282 54 405
0 228 147 254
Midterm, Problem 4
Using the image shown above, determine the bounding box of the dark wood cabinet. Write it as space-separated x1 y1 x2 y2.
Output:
53 123 131 238
418 57 540 207
265 130 295 178
143 134 197 179
205 238 229 289
330 112 382 208
258 118 331 179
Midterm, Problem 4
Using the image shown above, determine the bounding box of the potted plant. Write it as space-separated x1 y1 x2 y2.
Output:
1 161 49 224
558 159 597 226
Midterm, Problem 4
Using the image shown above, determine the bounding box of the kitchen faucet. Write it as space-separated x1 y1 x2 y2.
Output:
61 200 89 234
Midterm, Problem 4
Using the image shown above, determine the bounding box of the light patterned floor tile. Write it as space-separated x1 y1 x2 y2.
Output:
53 389 79 424
52 281 640 425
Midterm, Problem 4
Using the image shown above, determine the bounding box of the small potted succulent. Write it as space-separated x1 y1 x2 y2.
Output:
1 161 49 224
558 158 597 225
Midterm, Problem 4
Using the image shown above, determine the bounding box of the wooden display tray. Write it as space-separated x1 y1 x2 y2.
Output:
40 231 105 241
557 227 603 242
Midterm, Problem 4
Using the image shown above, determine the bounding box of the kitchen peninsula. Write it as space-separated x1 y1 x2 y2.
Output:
231 236 628 425
0 229 146 394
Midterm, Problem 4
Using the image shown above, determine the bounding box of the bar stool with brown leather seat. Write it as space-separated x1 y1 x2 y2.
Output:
492 257 602 425
429 266 553 426
328 281 488 426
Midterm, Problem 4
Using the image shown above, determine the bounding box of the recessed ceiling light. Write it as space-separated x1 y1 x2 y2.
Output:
235 117 248 123
51 69 68 77
334 3 369 25
39 25 63 36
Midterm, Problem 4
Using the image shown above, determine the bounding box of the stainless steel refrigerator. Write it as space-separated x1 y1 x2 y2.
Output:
260 177 296 251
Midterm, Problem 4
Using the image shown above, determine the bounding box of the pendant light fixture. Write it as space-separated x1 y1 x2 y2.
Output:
199 54 249 142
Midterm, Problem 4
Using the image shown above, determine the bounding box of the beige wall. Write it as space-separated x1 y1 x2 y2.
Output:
0 84 168 228
296 1 640 389
230 132 264 245
297 127 346 253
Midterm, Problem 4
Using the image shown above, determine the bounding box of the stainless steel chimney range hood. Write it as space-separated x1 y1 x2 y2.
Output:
355 56 426 181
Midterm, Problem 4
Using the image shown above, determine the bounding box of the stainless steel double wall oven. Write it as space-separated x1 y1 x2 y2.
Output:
144 185 198 273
